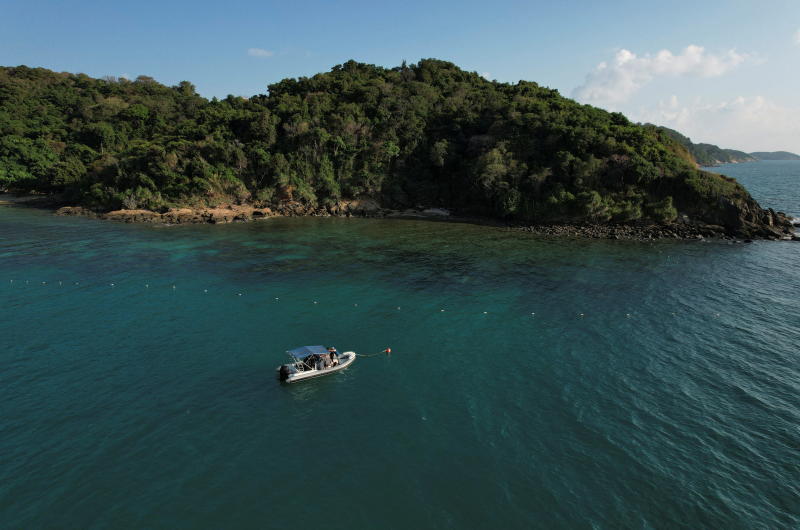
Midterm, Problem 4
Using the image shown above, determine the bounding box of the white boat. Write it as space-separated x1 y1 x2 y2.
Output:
277 345 356 383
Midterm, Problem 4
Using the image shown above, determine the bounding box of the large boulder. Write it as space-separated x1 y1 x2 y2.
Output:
162 208 201 223
55 206 96 217
669 173 795 238
421 208 451 217
202 208 237 224
251 207 272 218
103 209 161 223
342 198 381 216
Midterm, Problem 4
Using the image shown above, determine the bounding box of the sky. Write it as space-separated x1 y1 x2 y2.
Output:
2 0 799 152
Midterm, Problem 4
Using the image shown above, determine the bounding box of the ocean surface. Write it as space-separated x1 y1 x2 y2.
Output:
1 161 799 529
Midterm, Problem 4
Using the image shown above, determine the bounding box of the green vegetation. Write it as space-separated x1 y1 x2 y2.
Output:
646 125 755 166
0 61 762 224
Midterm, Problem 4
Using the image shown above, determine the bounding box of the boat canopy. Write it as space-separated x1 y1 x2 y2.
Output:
287 345 330 358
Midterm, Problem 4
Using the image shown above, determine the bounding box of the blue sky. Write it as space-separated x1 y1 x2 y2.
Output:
2 0 799 152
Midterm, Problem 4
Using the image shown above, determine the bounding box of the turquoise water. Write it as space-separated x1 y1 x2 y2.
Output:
1 163 799 528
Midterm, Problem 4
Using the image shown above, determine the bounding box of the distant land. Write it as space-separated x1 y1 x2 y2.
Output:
646 125 800 166
749 151 800 161
0 61 794 239
646 125 754 166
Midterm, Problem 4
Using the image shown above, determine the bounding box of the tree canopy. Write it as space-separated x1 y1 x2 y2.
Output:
0 60 755 224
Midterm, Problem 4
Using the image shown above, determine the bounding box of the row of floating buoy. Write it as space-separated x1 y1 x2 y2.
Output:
5 279 724 319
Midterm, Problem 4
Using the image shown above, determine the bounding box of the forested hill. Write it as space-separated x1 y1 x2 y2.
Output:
750 151 800 161
0 60 789 235
646 125 756 166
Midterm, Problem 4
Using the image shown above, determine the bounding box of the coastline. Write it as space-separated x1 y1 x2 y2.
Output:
2 193 796 242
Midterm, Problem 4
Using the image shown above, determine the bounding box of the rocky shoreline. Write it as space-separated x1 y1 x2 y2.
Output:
511 221 796 241
56 205 798 242
52 199 426 223
3 193 796 242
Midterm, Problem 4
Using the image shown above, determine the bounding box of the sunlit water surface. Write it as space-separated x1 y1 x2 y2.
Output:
1 161 798 528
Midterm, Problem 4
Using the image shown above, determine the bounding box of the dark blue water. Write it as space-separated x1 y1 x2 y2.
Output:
1 162 799 528
708 160 800 218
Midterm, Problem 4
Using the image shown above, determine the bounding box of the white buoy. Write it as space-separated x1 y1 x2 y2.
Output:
275 297 279 300
397 307 401 310
42 281 46 285
579 313 584 317
110 283 114 287
483 311 488 314
204 289 208 293
313 301 318 304
440 309 445 312
145 284 149 288
354 303 358 307
238 293 242 296
172 285 176 290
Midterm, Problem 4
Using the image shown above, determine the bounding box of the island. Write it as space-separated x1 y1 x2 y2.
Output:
749 151 800 161
0 60 794 239
648 126 800 166
645 126 756 166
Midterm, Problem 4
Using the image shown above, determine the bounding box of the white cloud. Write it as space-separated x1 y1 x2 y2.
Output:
573 45 748 106
635 95 800 153
247 48 274 58
794 28 800 45
481 72 491 80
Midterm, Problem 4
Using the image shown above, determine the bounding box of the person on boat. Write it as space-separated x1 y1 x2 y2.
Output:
328 346 339 366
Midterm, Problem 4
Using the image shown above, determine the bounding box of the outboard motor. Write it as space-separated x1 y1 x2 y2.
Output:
279 365 290 381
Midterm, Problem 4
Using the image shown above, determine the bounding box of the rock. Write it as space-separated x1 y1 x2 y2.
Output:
41 196 797 242
56 206 94 217
421 208 450 217
343 198 380 216
162 208 198 224
203 208 236 224
702 224 726 233
103 209 161 223
278 201 306 216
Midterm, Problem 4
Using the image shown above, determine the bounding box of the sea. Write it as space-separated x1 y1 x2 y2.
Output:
1 161 798 529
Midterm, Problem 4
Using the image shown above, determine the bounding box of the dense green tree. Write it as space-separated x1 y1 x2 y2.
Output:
0 61 759 226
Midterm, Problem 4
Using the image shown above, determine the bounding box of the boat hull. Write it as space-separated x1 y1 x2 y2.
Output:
278 351 356 383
